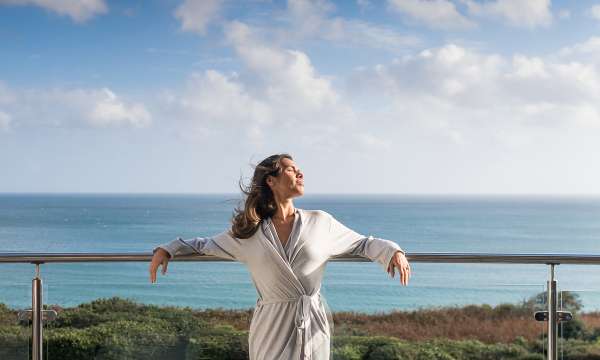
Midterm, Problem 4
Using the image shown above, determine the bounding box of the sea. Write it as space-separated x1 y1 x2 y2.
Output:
1 193 599 314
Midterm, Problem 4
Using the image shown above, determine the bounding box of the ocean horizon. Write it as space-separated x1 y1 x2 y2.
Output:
1 193 599 313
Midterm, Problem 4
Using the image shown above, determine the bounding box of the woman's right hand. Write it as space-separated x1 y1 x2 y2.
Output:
149 248 170 283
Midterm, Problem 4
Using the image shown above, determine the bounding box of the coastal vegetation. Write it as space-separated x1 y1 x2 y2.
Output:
1 292 599 359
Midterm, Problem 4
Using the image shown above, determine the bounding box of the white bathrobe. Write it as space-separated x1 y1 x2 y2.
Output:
154 208 405 360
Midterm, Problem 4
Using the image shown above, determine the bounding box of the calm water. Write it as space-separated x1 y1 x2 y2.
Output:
1 193 599 313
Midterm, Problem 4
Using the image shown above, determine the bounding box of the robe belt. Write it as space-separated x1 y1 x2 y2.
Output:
256 292 321 360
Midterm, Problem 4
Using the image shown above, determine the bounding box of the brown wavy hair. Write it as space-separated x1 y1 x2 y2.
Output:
230 153 293 239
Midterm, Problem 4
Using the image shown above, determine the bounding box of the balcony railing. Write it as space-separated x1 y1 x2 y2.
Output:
2 251 600 360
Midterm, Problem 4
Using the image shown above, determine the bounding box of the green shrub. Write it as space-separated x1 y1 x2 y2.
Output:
0 325 29 360
522 291 583 313
3 296 600 359
516 354 545 360
341 337 531 360
558 338 600 360
332 343 366 360
367 342 415 360
560 317 587 340
430 338 529 360
584 327 600 342
46 327 99 359
185 325 248 359
45 318 181 360
414 346 456 360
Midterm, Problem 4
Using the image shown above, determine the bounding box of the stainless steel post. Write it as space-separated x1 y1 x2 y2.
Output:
32 263 43 360
547 264 557 360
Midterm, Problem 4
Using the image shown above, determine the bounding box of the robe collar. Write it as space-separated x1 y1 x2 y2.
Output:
264 208 303 263
259 208 307 294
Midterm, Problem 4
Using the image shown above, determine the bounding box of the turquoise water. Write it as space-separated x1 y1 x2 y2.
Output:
1 194 599 313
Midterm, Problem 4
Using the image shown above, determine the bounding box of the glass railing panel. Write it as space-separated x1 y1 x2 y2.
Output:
324 262 548 359
556 265 600 360
2 260 569 359
42 261 256 359
0 263 33 360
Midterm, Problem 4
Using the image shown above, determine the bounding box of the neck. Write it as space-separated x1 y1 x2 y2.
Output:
272 198 295 222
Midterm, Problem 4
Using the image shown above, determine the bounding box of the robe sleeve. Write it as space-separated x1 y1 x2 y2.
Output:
326 212 405 273
152 230 245 263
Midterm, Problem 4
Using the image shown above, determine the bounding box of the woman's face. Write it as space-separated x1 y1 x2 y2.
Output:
267 157 304 200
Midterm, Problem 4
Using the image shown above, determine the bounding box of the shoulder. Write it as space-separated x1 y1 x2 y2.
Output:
212 229 237 242
213 229 255 244
299 209 333 222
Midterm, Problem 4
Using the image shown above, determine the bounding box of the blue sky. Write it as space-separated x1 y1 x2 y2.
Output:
2 0 600 194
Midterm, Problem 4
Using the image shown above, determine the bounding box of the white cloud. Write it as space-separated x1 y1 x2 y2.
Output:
89 88 151 128
557 9 570 20
463 0 552 28
344 20 420 49
0 83 12 132
347 41 600 147
174 0 223 35
0 0 108 23
357 0 371 11
0 111 11 131
160 20 385 150
559 37 600 55
387 0 475 30
164 70 272 142
281 0 420 50
0 82 16 105
170 0 419 51
0 85 151 129
589 4 600 21
225 21 340 110
557 37 600 68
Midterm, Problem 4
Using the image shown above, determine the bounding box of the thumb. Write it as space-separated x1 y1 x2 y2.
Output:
162 259 169 274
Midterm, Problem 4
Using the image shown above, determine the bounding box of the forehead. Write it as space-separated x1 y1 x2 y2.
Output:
280 157 296 167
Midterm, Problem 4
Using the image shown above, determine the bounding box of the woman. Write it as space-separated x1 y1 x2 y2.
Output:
149 153 411 360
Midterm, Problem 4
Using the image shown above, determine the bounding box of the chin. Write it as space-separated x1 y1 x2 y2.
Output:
293 188 304 197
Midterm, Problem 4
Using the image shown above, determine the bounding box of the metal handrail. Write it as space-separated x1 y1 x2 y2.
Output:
1 252 600 264
3 252 599 360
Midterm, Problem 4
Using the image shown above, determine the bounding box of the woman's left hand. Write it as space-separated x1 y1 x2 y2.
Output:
388 251 411 286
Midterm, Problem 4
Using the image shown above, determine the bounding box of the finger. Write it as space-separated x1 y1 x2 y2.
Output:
401 268 405 286
149 262 157 283
397 260 405 285
398 261 404 282
402 267 407 286
162 259 168 274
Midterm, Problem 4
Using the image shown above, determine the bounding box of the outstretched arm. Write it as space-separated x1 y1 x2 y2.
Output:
326 212 410 285
153 230 245 262
150 230 246 283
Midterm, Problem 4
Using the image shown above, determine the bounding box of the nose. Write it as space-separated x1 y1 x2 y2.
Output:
296 170 303 179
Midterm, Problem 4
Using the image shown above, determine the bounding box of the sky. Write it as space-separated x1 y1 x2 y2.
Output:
1 0 600 194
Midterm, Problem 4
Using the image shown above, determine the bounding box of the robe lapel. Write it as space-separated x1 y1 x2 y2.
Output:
265 220 287 258
288 209 307 266
263 209 305 265
259 220 306 295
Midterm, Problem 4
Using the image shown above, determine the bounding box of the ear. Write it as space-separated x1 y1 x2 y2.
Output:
266 175 275 188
